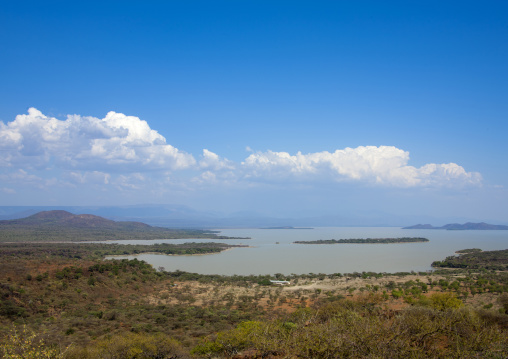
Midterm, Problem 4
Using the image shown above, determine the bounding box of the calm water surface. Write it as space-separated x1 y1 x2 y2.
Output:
105 227 508 275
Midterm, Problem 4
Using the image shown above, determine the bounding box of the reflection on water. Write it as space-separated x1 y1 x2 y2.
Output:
105 227 508 275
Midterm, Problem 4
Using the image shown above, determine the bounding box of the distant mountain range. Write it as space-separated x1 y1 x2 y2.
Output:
0 205 506 228
403 222 508 230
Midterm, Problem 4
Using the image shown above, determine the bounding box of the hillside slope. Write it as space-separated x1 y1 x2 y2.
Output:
0 210 222 242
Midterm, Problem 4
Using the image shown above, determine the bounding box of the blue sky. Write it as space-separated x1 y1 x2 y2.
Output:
1 1 507 223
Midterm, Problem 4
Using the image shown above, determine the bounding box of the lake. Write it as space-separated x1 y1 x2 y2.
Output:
105 227 508 275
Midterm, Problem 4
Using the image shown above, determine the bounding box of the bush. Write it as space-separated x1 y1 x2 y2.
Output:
498 293 508 314
428 292 463 311
0 325 64 358
193 303 508 358
64 332 185 359
391 289 403 299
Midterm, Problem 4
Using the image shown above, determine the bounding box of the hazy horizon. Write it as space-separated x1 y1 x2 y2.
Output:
1 2 507 223
0 204 506 229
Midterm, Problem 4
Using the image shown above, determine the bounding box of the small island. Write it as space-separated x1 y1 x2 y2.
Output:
261 226 313 229
294 237 429 244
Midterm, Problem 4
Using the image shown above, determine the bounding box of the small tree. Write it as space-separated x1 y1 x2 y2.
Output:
429 292 463 311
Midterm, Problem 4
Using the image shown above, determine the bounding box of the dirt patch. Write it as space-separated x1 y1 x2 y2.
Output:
144 272 504 315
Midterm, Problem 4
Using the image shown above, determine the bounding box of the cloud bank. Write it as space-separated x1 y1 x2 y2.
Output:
0 108 195 171
242 147 482 187
0 108 482 193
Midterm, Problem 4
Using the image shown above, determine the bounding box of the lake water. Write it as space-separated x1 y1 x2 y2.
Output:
105 227 508 275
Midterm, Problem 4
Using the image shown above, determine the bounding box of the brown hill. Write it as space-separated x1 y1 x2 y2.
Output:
0 210 220 242
19 210 150 229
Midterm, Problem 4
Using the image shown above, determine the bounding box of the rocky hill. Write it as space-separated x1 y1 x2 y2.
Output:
0 210 222 242
10 210 150 229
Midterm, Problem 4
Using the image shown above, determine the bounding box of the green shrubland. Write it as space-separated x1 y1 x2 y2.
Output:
1 245 508 358
194 301 508 358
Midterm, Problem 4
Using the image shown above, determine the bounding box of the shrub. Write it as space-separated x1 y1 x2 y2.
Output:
428 292 463 311
498 293 508 314
64 332 184 359
391 289 403 299
0 325 64 358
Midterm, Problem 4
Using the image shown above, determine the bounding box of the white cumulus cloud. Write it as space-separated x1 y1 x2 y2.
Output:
0 108 195 171
0 109 483 193
67 171 111 185
242 146 482 187
199 149 235 170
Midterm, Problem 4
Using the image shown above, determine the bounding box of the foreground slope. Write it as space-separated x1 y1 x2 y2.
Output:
1 243 508 358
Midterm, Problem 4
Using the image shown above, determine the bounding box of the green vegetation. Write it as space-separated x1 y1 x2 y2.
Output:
295 237 429 244
0 257 263 356
432 248 508 270
0 325 64 358
65 332 185 359
2 239 508 357
194 301 507 358
0 242 247 262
